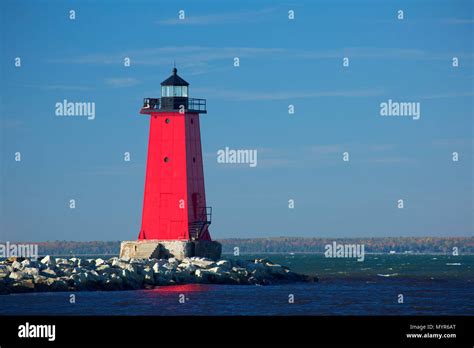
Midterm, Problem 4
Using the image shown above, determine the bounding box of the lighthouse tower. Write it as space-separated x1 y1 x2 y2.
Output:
120 68 221 260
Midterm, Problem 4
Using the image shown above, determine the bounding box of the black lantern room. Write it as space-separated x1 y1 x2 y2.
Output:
160 67 189 111
161 68 189 97
141 67 206 114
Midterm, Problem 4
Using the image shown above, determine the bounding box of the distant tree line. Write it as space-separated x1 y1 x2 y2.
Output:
6 237 472 256
33 241 121 256
219 237 474 254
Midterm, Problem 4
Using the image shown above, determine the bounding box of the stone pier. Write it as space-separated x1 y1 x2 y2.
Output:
119 240 222 260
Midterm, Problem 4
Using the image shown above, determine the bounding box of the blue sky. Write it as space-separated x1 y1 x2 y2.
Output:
1 0 473 241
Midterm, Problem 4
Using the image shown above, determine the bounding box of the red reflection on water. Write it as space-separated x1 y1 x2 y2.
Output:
144 283 212 295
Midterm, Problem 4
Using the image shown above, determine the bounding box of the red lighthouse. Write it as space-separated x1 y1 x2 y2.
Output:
120 68 221 260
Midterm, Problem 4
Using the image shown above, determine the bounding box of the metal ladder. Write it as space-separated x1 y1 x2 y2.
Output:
188 207 212 240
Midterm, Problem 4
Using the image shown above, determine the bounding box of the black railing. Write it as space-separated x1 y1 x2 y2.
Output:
188 206 212 240
143 98 160 110
142 97 206 113
188 98 207 112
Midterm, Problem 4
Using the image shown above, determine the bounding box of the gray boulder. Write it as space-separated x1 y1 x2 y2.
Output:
104 273 123 290
78 259 90 267
0 265 10 278
168 257 178 264
20 259 31 268
9 271 24 281
70 272 89 289
208 266 226 275
46 278 68 291
96 264 111 272
152 260 168 273
33 275 50 291
142 267 154 284
56 258 70 266
174 271 195 283
265 264 286 276
108 257 119 265
40 268 57 278
216 260 232 269
163 262 177 271
190 257 216 269
12 260 23 270
40 255 56 268
12 279 35 292
120 268 143 289
130 258 145 265
179 263 197 274
23 267 39 277
110 258 121 267
69 258 80 266
95 258 106 267
87 270 102 283
251 267 269 280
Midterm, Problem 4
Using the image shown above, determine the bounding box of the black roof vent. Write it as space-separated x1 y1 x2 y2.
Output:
160 68 189 86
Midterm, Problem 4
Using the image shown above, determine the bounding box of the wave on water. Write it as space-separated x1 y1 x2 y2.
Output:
377 273 399 277
446 263 461 266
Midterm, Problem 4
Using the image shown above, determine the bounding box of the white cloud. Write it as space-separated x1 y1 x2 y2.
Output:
156 7 280 26
362 157 416 164
418 91 474 99
193 87 384 101
206 143 417 170
310 145 343 154
49 46 286 72
432 138 473 148
49 46 472 79
0 119 28 130
15 83 94 91
105 77 140 88
442 18 474 25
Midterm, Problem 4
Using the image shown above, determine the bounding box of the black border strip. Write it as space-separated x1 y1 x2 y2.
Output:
0 315 472 346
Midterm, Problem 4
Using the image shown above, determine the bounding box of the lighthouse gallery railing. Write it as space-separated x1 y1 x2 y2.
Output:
142 98 206 113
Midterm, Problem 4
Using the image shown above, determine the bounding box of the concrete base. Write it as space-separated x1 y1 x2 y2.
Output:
119 240 222 260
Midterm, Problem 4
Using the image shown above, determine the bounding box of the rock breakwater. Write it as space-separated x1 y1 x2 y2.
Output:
0 256 316 294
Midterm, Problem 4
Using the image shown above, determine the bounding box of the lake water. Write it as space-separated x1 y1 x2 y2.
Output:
1 254 473 315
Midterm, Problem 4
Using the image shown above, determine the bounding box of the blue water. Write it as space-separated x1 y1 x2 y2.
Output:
1 254 473 315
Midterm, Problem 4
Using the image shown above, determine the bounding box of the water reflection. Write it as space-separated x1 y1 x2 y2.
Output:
143 283 214 296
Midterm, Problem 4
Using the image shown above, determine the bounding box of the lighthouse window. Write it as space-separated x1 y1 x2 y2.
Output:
191 118 193 124
165 118 170 124
164 157 169 163
162 86 188 97
162 86 173 97
193 157 196 163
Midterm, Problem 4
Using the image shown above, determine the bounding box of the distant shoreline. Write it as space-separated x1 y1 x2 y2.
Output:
1 237 473 256
1 252 473 260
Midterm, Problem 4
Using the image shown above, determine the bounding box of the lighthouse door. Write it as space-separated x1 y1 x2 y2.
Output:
159 193 171 237
191 193 201 220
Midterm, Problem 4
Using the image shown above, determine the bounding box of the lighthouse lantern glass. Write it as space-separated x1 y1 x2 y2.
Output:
161 86 188 97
